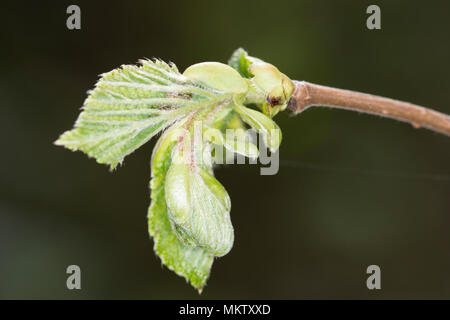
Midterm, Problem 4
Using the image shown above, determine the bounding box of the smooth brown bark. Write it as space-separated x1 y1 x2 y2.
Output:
288 81 450 136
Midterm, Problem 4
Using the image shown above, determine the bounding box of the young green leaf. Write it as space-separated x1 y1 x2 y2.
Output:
165 152 234 257
233 101 282 152
228 47 255 79
204 127 259 159
183 62 248 96
55 59 219 169
148 125 214 292
55 49 294 292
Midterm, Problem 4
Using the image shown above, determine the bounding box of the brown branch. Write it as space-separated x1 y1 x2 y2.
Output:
287 80 450 136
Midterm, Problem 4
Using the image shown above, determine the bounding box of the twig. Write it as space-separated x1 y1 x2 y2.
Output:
287 81 450 136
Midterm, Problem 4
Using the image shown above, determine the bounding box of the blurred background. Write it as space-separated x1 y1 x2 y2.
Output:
0 0 449 299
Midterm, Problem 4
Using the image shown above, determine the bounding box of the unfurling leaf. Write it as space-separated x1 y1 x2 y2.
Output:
204 127 259 160
55 49 295 292
233 102 282 152
183 62 248 95
148 125 214 292
165 151 233 257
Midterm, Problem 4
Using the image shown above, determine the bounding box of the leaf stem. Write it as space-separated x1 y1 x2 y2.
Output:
288 81 450 136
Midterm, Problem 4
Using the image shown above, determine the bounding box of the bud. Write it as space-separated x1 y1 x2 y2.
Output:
228 48 295 118
248 60 294 118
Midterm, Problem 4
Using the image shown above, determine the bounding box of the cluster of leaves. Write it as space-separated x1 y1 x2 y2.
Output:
55 49 294 292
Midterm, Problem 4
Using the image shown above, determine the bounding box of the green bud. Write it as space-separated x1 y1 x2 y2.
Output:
228 48 295 118
249 62 295 117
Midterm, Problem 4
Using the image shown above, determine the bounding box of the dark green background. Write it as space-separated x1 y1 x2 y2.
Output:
1 0 449 299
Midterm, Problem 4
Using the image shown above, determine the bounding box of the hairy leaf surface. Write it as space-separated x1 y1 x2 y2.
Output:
55 59 218 168
148 126 214 292
55 50 291 292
